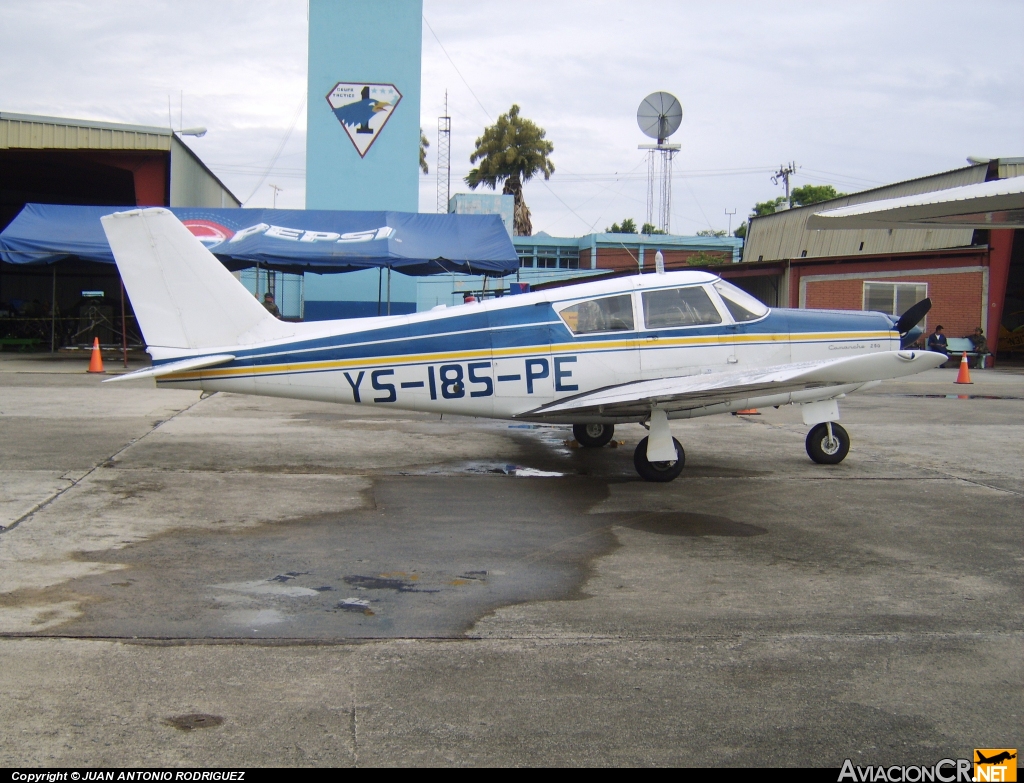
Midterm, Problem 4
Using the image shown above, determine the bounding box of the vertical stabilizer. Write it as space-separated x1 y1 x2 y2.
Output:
101 208 294 351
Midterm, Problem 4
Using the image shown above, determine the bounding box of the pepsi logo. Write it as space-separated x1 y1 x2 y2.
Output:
182 219 234 248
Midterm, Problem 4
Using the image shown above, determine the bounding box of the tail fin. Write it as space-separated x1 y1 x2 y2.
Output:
101 208 294 351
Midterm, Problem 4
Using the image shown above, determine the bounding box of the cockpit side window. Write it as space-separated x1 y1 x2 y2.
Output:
558 294 635 334
641 286 723 328
712 280 769 322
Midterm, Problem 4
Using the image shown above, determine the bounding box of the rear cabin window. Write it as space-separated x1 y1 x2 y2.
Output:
558 294 635 334
641 286 722 328
712 280 769 322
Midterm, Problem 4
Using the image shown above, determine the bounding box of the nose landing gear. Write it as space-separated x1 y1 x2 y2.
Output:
805 421 850 464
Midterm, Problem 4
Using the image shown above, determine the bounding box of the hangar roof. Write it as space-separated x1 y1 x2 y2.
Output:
0 111 240 208
742 159 1023 263
807 177 1024 230
0 111 172 151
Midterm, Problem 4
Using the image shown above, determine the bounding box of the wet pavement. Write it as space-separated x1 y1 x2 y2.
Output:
0 355 1021 766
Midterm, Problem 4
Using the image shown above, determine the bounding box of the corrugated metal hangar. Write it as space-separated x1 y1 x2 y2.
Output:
723 158 1023 363
0 112 239 351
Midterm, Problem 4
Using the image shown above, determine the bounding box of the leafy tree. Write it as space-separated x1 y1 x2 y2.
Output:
748 185 847 220
696 229 727 237
641 223 665 235
733 222 747 239
606 218 638 234
753 197 787 217
466 105 555 236
419 129 429 175
791 184 845 206
686 250 729 267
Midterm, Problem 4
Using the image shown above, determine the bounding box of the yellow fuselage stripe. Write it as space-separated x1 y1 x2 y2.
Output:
164 331 895 382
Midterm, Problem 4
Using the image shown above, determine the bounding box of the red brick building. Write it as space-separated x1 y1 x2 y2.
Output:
732 159 1023 361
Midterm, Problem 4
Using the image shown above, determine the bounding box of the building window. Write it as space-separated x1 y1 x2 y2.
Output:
863 281 927 319
519 246 579 270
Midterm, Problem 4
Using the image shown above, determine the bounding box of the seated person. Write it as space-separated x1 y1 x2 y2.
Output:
968 327 988 368
927 325 948 360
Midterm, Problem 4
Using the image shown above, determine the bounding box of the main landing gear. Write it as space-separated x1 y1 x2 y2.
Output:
572 419 686 482
805 422 850 464
572 423 615 448
633 436 685 482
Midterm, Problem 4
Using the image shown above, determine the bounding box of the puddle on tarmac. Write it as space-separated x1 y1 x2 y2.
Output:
30 476 767 640
890 394 1023 401
401 461 568 477
620 512 767 537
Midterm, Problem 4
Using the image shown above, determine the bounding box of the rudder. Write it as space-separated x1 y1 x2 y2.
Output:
101 208 294 351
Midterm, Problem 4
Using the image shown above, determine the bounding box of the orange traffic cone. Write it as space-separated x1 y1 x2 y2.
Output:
954 351 972 385
87 337 105 373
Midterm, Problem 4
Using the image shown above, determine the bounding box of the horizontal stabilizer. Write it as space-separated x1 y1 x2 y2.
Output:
102 354 236 383
523 350 946 420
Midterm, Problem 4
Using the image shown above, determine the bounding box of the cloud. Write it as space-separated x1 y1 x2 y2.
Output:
2 0 1022 224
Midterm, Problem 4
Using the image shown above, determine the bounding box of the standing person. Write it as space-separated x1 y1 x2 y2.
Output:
262 292 282 319
927 325 948 362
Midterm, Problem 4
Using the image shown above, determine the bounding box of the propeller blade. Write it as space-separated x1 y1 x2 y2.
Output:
895 298 932 335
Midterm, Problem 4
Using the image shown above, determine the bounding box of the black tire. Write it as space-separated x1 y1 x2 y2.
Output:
573 423 615 448
633 436 685 482
805 422 850 464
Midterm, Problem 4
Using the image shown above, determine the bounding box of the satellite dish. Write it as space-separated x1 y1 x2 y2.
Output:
637 92 682 143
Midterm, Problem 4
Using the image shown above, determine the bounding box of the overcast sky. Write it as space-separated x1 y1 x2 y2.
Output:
2 1 1022 236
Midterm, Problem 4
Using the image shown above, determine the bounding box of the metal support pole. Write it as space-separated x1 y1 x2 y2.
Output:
377 267 383 316
50 264 56 353
120 277 129 368
387 267 391 316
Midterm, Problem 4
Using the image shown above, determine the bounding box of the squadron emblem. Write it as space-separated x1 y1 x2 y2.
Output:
326 82 402 158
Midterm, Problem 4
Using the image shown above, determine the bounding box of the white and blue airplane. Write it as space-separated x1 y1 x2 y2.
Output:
101 208 945 482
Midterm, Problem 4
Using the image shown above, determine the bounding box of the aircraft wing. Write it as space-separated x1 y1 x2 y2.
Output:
520 350 945 420
102 354 236 383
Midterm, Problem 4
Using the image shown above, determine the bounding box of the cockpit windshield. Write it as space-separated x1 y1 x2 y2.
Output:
713 280 769 322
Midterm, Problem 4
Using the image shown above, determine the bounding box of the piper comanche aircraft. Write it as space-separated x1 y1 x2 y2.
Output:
101 208 944 482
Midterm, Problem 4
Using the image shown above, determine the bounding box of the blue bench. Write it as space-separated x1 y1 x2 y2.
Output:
943 337 988 368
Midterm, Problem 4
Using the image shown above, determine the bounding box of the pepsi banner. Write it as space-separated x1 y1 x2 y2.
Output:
0 204 519 276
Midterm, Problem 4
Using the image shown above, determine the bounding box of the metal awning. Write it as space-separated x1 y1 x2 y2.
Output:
807 178 1024 230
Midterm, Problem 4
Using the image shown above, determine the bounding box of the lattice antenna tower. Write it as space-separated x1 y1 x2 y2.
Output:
637 92 682 233
436 91 451 214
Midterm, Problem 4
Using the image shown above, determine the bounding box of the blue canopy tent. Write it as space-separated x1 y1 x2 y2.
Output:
0 204 518 350
0 204 519 276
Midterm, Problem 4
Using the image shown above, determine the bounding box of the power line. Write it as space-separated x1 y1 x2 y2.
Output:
242 96 306 205
423 15 492 121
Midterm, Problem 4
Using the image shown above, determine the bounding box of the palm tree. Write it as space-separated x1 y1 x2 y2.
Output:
419 129 429 175
465 105 554 236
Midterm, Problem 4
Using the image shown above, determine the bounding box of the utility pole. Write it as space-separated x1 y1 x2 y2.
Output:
436 91 451 214
771 162 797 209
725 208 737 236
269 184 282 208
